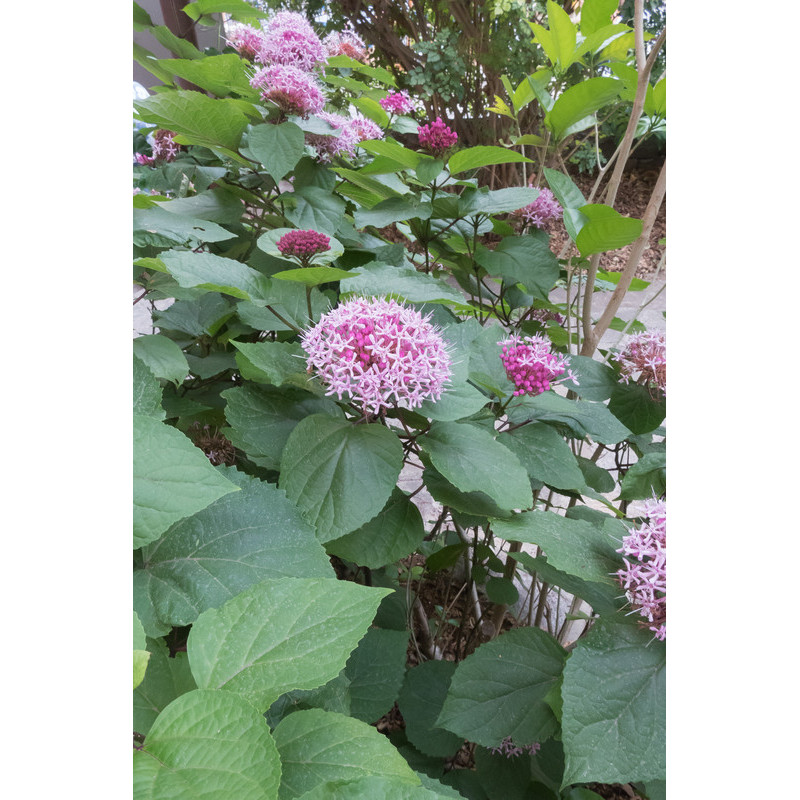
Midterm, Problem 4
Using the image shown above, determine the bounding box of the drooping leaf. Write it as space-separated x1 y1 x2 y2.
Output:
619 451 666 500
561 621 666 786
157 54 253 97
419 421 533 512
133 414 239 549
135 468 333 630
325 488 425 568
608 382 666 435
133 355 166 420
397 660 464 758
561 354 620 402
340 261 466 306
132 334 189 385
437 627 567 748
242 121 305 182
272 708 420 799
279 414 404 541
188 577 391 710
132 689 281 800
575 205 643 256
284 185 347 236
133 205 236 248
134 638 197 736
354 196 432 229
448 146 533 174
231 340 316 391
545 78 620 141
222 384 342 471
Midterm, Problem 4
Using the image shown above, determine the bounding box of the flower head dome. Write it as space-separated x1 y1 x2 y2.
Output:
613 330 666 397
257 11 327 71
519 187 562 229
380 91 415 116
499 334 573 397
324 29 369 62
301 296 452 415
226 23 265 61
250 64 326 116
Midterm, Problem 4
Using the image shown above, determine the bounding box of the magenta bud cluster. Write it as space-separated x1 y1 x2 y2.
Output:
276 229 331 260
616 498 666 641
499 334 572 397
301 296 451 415
417 117 458 155
380 91 415 116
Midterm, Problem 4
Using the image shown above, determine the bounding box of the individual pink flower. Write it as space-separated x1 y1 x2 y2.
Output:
301 296 452 415
256 11 327 71
276 229 331 265
134 129 180 166
519 187 562 229
616 498 666 641
489 737 541 758
613 330 666 397
324 29 369 62
226 22 265 61
417 117 458 156
348 114 384 143
250 64 326 117
380 91 415 116
499 334 574 397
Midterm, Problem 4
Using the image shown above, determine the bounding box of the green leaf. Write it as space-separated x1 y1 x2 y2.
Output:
561 621 666 786
272 266 356 286
183 0 263 23
134 90 249 152
619 452 666 500
327 55 397 87
575 205 643 256
222 384 342 470
280 415 404 541
344 627 409 723
418 380 489 422
415 157 444 185
545 78 620 141
297 776 445 799
448 146 532 174
334 167 403 202
359 139 421 169
485 577 519 604
133 355 166 420
231 340 314 391
419 422 533 512
546 0 578 69
242 122 305 182
423 466 513 521
272 709 420 799
133 1 154 29
397 660 464 758
544 166 586 210
437 627 567 748
501 423 586 492
354 196 432 229
135 468 333 629
474 232 559 300
133 414 239 549
237 283 330 332
285 186 347 236
157 54 253 97
561 354 620 402
133 205 236 248
581 0 619 35
351 96 390 128
459 186 541 217
132 689 281 799
157 187 244 224
133 613 151 690
132 334 189 385
609 382 666 435
491 510 622 587
325 488 425 568
158 249 272 302
154 292 233 337
188 577 391 710
507 392 631 444
149 25 203 60
134 639 197 736
340 261 466 306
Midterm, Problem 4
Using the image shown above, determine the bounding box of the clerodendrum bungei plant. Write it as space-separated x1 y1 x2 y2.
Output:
133 1 666 798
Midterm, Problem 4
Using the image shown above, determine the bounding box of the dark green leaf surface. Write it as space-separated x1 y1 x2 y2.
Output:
619 452 666 500
561 621 666 786
132 334 189 385
502 423 586 491
135 469 333 629
133 355 166 420
437 627 567 747
608 382 666 435
448 146 532 174
279 415 404 541
474 232 559 299
231 340 316 391
340 261 466 306
242 121 305 181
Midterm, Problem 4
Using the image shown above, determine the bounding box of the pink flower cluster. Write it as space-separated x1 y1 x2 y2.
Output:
489 737 541 758
499 334 573 397
250 64 326 117
613 330 666 397
277 229 331 262
226 23 264 61
134 129 180 166
306 112 383 162
324 29 369 62
616 498 666 641
257 11 327 72
519 187 562 229
301 296 452 415
380 91 415 116
417 117 458 156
